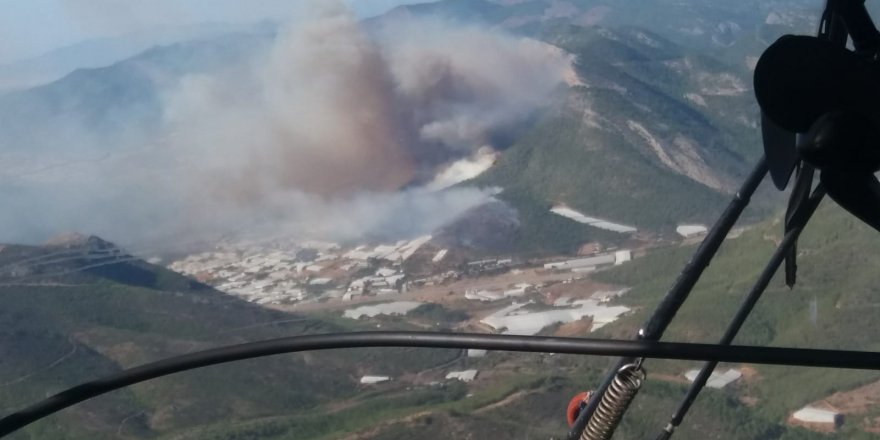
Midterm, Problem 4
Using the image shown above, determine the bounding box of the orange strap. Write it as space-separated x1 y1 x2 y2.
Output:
566 391 591 427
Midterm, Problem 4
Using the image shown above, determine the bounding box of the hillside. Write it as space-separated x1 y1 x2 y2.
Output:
466 24 776 253
12 208 880 440
586 200 880 437
0 237 462 439
316 198 880 440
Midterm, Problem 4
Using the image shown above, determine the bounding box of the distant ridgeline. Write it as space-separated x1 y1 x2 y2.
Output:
0 234 165 287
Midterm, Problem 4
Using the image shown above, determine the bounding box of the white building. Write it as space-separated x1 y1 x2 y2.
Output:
465 289 504 302
400 235 432 260
343 301 422 319
572 267 597 274
446 370 478 382
676 224 709 238
792 407 843 427
360 375 391 384
376 268 397 277
684 369 742 389
481 300 630 335
372 245 398 259
467 349 487 358
544 254 616 271
348 278 368 292
614 250 632 265
345 250 373 261
554 297 572 306
386 274 406 286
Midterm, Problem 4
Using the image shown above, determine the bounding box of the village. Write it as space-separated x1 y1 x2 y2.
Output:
164 211 851 434
168 235 438 306
167 232 639 312
165 208 719 345
167 206 712 311
172 239 633 308
165 207 728 355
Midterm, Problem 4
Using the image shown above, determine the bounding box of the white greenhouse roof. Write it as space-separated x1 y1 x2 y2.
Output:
792 407 840 424
550 206 637 233
446 370 478 382
684 368 742 389
360 376 391 384
676 224 708 237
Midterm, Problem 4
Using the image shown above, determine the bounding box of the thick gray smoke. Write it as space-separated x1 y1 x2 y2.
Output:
1 1 576 251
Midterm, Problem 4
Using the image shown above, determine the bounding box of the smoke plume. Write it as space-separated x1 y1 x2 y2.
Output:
0 1 577 251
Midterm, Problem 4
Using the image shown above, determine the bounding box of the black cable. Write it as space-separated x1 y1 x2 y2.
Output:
6 330 880 438
640 158 770 340
655 186 826 440
568 158 769 439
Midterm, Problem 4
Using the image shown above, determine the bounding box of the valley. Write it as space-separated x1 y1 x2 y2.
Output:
4 0 880 439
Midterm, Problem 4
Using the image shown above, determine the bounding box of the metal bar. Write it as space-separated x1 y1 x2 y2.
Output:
6 330 880 438
568 158 769 439
656 186 826 440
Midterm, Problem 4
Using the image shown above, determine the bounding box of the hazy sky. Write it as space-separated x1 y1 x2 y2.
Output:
0 0 425 63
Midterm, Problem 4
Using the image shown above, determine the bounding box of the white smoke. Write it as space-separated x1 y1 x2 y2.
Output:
427 147 498 190
163 2 575 196
0 1 577 249
381 19 578 149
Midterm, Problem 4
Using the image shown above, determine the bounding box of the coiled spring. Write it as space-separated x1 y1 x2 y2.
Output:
580 363 646 440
